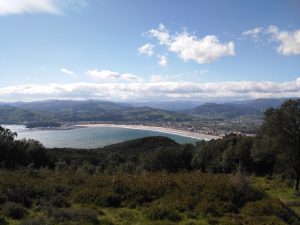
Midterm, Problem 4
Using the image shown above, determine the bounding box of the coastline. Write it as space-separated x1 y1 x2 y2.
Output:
75 123 221 140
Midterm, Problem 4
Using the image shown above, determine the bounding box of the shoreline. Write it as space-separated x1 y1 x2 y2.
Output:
75 123 221 140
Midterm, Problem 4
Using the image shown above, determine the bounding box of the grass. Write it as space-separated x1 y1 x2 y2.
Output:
252 176 300 218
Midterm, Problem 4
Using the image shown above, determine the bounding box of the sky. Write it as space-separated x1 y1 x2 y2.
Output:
0 0 300 102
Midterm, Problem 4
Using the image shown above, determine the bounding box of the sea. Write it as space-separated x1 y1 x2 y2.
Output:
2 125 201 149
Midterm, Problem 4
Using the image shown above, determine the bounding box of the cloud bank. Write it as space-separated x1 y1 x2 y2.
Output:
1 77 299 102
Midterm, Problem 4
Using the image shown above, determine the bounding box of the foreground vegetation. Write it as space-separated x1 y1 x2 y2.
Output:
0 169 299 225
0 98 299 224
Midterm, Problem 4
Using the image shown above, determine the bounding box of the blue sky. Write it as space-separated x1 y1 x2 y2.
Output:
0 0 300 102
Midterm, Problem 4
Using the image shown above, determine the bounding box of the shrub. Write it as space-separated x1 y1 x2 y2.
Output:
52 208 98 224
218 215 243 225
196 200 237 217
241 198 296 224
0 194 5 205
35 196 71 211
0 215 8 225
186 211 198 219
231 174 264 207
241 216 287 225
3 185 34 207
19 217 53 225
2 202 28 219
95 193 121 207
147 204 182 222
50 196 71 208
98 217 115 225
206 217 219 225
118 210 135 221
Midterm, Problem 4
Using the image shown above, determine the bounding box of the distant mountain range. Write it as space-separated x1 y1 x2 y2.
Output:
184 98 287 119
128 100 203 111
0 98 294 125
0 100 191 125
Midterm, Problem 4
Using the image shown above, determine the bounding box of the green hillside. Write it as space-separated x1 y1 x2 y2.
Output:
0 100 191 125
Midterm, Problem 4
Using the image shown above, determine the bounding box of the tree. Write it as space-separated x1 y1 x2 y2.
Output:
18 139 48 167
0 125 18 168
0 125 17 143
193 134 255 173
0 126 49 168
255 99 300 190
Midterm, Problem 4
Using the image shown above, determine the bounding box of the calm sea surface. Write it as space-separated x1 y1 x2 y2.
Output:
2 125 200 149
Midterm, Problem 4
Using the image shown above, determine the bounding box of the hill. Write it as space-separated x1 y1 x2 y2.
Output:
186 98 287 119
0 98 293 125
0 100 192 125
0 106 57 124
101 136 180 155
46 136 179 165
129 100 203 111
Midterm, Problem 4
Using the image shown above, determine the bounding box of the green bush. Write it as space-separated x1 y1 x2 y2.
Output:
206 217 219 225
118 210 135 221
52 208 98 224
186 211 198 219
241 198 295 224
241 215 288 225
147 204 182 222
218 215 243 225
19 217 53 225
35 196 71 211
2 185 35 207
98 217 115 225
196 200 237 217
0 215 8 225
95 193 121 207
231 174 264 207
2 202 28 219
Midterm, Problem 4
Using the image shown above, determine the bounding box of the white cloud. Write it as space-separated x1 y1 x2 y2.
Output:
158 55 168 66
61 68 74 75
121 73 143 82
147 24 235 64
87 70 120 80
149 23 170 45
86 69 143 82
150 75 164 82
138 43 154 56
0 0 60 15
267 25 300 55
169 33 235 64
1 77 300 102
242 27 263 39
194 69 208 75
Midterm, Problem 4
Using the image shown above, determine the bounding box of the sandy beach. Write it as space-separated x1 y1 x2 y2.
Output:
75 123 221 140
